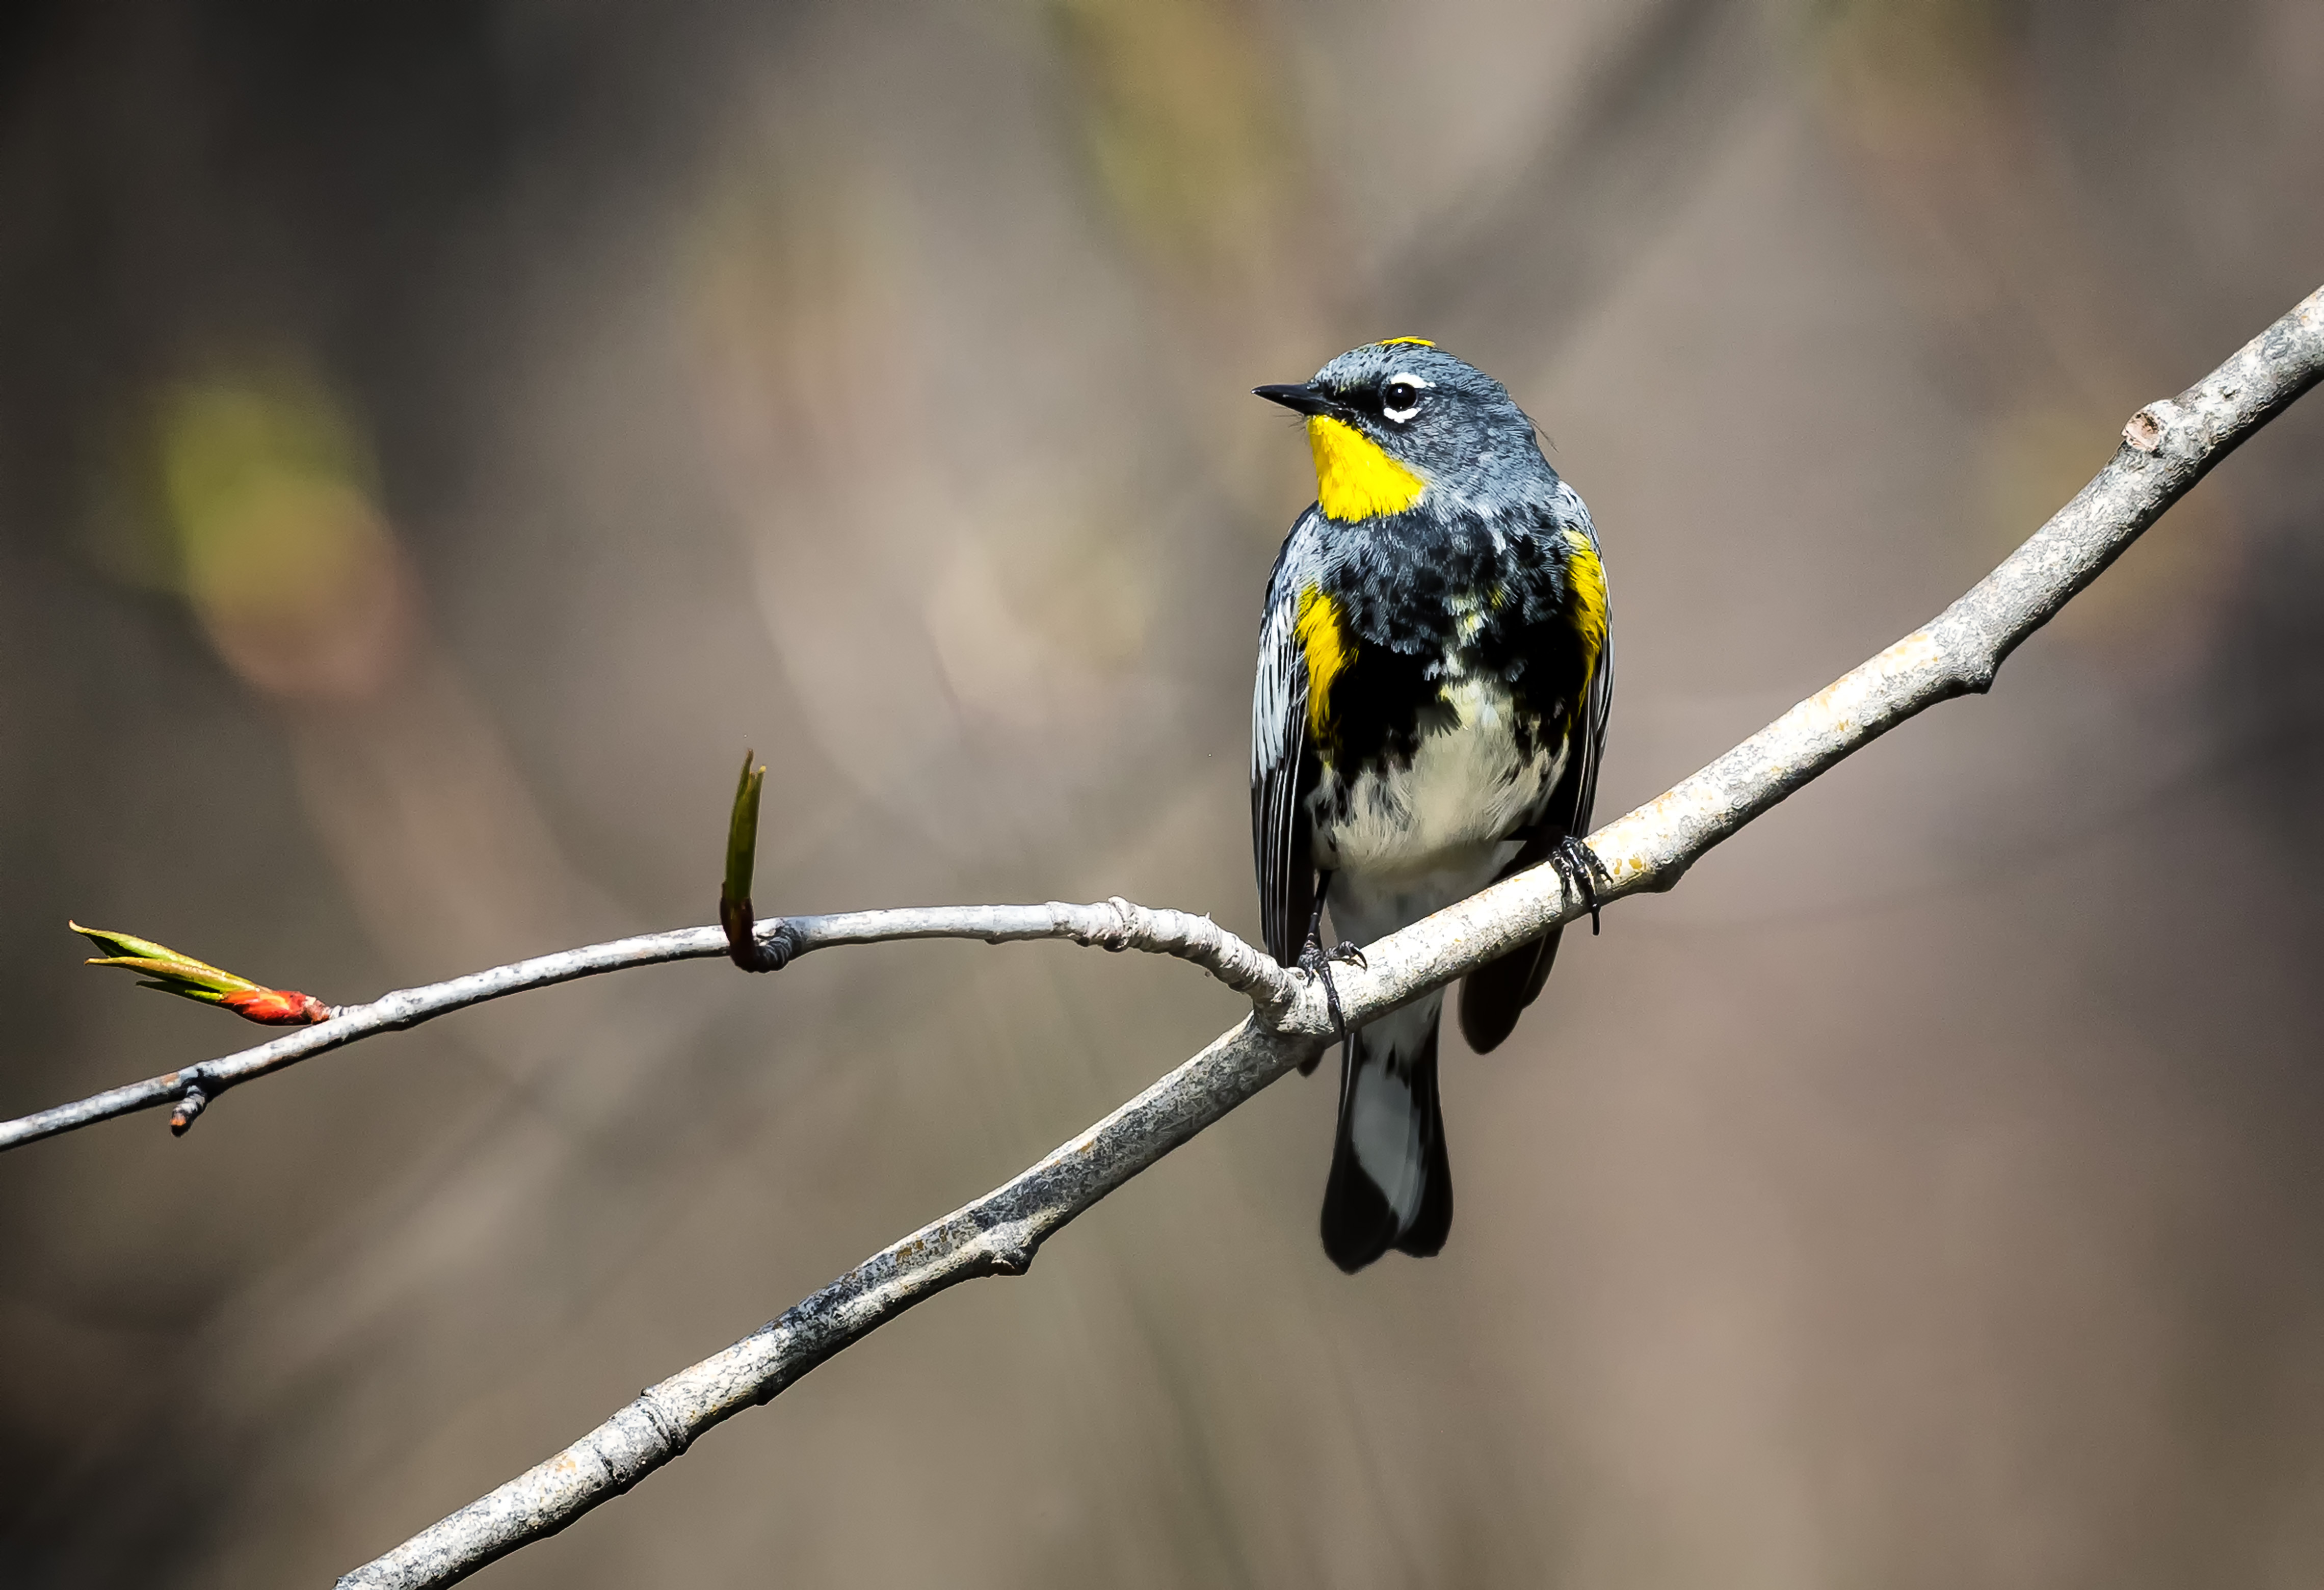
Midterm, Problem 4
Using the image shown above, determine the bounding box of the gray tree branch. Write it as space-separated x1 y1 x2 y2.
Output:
0 899 1297 1153
331 280 2322 1588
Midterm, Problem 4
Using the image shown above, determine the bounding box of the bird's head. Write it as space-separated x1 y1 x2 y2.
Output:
1255 339 1544 523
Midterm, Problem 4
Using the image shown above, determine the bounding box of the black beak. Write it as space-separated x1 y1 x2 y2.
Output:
1253 382 1336 418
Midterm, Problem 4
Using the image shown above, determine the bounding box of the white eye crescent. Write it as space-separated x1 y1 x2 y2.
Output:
1381 372 1431 423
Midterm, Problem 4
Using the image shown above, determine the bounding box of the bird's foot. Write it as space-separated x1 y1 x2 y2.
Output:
1552 835 1613 935
1298 935 1364 1038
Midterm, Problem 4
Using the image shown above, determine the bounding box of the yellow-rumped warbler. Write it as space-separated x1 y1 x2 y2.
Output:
1252 338 1612 1273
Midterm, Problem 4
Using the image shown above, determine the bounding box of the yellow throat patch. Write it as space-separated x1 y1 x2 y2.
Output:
1294 584 1352 739
1305 416 1425 523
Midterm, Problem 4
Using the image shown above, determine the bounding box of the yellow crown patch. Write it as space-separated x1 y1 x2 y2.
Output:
1380 336 1435 348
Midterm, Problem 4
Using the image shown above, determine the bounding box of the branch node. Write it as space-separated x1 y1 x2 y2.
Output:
2123 404 2169 453
633 1395 692 1459
721 899 794 973
169 1085 208 1135
1104 895 1141 952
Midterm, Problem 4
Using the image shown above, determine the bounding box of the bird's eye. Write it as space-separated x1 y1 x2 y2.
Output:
1381 381 1422 421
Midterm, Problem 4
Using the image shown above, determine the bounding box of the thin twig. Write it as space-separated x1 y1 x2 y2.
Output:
335 283 2324 1589
0 900 1297 1154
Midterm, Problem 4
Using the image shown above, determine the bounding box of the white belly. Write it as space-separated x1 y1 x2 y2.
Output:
1310 672 1567 963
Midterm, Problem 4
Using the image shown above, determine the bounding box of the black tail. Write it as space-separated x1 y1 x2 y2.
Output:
1319 1016 1452 1273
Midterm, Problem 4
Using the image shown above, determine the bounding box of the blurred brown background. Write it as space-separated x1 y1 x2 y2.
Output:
3 1 2322 1584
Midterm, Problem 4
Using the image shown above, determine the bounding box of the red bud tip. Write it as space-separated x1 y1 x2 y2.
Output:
219 988 331 1025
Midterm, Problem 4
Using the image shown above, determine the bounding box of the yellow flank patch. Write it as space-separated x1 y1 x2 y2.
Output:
1380 336 1435 347
1305 415 1427 522
1561 528 1609 699
1295 585 1353 740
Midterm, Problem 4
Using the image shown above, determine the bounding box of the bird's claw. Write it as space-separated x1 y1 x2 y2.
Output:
1298 936 1352 1039
1553 835 1612 935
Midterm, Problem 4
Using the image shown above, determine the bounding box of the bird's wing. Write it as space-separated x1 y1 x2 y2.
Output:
1546 623 1613 843
1252 536 1320 969
1458 500 1613 1052
1540 499 1614 844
